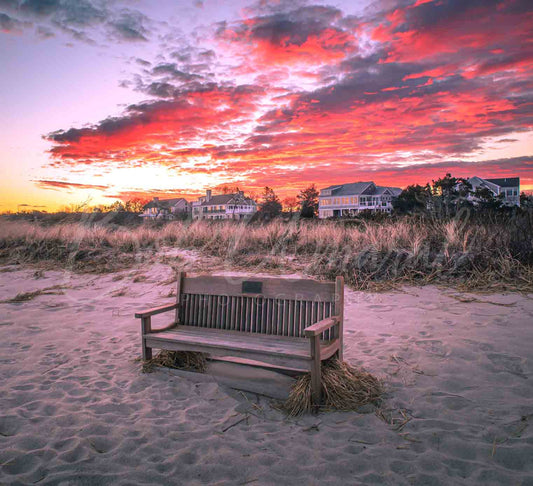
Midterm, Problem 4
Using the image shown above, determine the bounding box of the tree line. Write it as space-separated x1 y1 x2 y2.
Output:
7 175 532 219
393 173 533 217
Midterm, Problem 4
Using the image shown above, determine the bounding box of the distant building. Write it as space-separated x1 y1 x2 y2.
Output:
192 190 257 220
468 176 520 207
141 197 190 220
318 182 402 218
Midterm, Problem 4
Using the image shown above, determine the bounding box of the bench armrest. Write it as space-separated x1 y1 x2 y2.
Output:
304 316 339 337
135 303 178 319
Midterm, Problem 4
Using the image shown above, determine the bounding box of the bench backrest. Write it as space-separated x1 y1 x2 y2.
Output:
175 273 343 339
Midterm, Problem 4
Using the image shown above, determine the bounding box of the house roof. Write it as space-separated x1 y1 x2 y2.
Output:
468 177 500 193
200 193 256 206
144 198 188 209
320 182 402 197
201 194 234 206
320 182 374 196
486 177 520 188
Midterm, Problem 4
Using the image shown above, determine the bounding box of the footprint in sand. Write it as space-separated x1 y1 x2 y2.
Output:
366 304 395 312
487 353 527 378
0 415 22 436
463 339 495 355
415 339 450 357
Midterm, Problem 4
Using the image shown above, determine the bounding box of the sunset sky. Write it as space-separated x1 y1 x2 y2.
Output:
1 0 532 212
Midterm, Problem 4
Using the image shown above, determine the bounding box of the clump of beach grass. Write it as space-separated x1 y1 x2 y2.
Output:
142 350 208 373
1 285 65 303
281 359 383 416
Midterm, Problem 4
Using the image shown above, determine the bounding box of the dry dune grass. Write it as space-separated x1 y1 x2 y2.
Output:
141 350 208 373
281 359 384 416
0 285 66 303
1 216 532 290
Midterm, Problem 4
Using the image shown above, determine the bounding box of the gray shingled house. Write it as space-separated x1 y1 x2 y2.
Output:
318 182 402 218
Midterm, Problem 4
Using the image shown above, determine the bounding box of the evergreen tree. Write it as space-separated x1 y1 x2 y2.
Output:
258 187 282 219
393 184 431 214
431 173 471 217
472 187 503 211
298 184 319 218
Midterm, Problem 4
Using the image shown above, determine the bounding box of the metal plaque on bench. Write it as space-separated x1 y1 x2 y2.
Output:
242 281 262 294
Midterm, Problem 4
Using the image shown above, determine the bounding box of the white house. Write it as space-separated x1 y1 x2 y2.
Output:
141 197 190 220
192 190 257 220
467 176 520 207
318 182 402 218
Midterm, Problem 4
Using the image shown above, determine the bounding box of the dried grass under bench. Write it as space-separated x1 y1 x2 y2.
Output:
142 350 208 373
282 359 383 416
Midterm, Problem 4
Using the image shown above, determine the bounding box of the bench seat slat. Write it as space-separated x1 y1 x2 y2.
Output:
144 326 336 360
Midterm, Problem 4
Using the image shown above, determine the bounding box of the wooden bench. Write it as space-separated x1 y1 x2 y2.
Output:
135 273 344 404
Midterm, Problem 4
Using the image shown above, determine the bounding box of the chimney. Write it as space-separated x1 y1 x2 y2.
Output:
238 190 244 196
206 190 212 202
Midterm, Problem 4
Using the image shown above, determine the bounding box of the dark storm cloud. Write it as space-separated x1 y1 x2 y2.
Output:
244 6 343 46
144 81 176 98
393 0 531 33
0 0 19 8
36 179 109 190
107 9 148 42
46 107 152 143
216 4 353 55
0 0 151 42
380 155 533 177
152 63 202 81
0 11 28 31
127 45 220 98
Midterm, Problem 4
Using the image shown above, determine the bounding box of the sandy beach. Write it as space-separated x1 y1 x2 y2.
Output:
1 259 532 485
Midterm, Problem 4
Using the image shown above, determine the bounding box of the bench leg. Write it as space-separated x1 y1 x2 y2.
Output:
336 344 343 363
310 335 321 410
141 317 152 361
142 339 152 361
